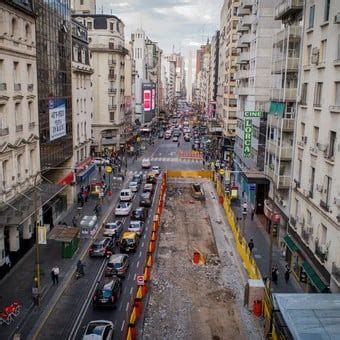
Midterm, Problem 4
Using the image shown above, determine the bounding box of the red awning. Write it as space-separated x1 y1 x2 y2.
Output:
58 172 74 185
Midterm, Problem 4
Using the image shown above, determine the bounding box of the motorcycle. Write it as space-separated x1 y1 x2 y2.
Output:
75 269 84 279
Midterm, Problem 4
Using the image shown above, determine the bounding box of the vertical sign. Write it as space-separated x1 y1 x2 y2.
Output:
49 99 66 141
143 90 151 111
243 111 263 158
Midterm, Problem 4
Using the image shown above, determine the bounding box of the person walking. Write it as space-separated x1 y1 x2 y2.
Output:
51 267 56 285
271 266 278 285
248 239 254 253
53 265 60 284
251 208 255 221
284 265 291 283
72 216 77 227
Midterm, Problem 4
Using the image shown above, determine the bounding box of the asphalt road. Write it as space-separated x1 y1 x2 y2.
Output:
34 133 203 340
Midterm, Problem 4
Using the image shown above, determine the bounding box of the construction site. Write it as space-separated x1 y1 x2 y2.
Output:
142 177 262 340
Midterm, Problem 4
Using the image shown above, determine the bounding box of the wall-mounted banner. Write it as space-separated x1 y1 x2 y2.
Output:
49 99 66 141
243 111 263 158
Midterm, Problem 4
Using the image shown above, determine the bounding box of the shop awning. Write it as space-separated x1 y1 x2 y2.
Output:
76 163 96 183
48 225 79 242
283 235 298 252
301 261 328 292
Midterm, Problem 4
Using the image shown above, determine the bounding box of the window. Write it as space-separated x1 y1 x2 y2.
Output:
110 22 114 31
328 131 336 158
15 103 22 126
0 59 3 83
13 62 19 83
28 101 33 123
324 0 330 22
337 34 340 60
29 150 34 175
308 5 315 29
301 83 308 105
324 176 332 206
313 126 319 144
110 111 115 121
2 160 8 187
306 45 312 66
320 40 327 63
17 154 22 179
80 0 84 4
87 21 92 30
306 210 312 225
77 123 79 140
314 82 323 107
335 82 340 106
310 167 315 198
25 23 31 41
297 159 302 184
27 64 32 84
11 17 18 36
320 224 327 244
301 122 305 138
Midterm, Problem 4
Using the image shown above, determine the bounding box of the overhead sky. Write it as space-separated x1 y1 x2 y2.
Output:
98 0 224 55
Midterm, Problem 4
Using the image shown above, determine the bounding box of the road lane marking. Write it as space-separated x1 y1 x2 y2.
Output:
141 241 144 247
127 272 130 279
121 320 125 332
143 234 146 239
137 260 140 267
119 301 123 310
134 273 136 280
130 287 133 294
139 251 142 258
126 302 130 312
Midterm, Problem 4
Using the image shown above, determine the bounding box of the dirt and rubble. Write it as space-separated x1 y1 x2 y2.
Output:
142 181 262 340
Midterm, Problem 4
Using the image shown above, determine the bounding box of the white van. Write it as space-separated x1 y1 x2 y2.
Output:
119 189 134 201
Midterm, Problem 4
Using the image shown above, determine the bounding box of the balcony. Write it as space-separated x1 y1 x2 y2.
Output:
16 124 23 132
0 127 9 136
241 15 255 27
301 227 312 244
240 33 252 46
29 122 35 129
329 105 340 113
235 69 249 80
271 87 297 102
108 105 117 111
272 57 299 73
108 74 117 80
14 83 21 91
278 175 291 189
236 22 248 33
332 263 340 284
320 199 330 212
0 83 7 91
315 241 328 263
108 60 117 66
267 141 292 160
268 115 295 132
274 26 302 45
108 88 117 94
275 0 303 20
241 0 253 9
235 86 255 96
237 7 251 16
236 40 247 49
27 83 34 92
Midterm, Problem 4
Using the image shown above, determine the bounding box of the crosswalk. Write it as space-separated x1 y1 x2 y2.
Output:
150 157 202 163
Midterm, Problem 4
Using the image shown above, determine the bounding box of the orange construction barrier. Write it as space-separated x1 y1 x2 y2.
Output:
193 251 200 264
219 196 224 204
156 206 161 216
134 300 142 318
151 231 157 241
147 254 153 267
127 325 137 340
129 306 137 325
152 221 158 232
144 266 151 281
253 300 262 317
136 286 143 300
141 283 148 296
148 240 155 253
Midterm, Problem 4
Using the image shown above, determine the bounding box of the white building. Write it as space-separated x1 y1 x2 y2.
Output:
288 0 340 293
0 0 40 275
71 19 94 166
71 0 96 14
74 14 128 155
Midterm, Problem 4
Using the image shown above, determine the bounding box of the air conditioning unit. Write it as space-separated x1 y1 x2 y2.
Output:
316 184 323 192
334 13 340 24
319 244 327 254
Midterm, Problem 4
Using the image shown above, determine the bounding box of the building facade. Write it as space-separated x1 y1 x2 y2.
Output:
71 0 96 14
0 0 40 277
71 19 93 168
288 0 340 293
217 0 239 163
74 14 128 155
234 0 280 212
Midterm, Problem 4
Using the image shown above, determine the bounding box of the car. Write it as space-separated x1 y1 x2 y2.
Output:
119 188 134 201
131 207 148 221
92 157 110 166
128 181 140 192
119 231 139 253
128 220 145 235
115 202 132 216
92 278 122 309
103 221 123 237
141 158 151 169
184 134 190 142
132 174 143 185
140 192 152 207
105 254 129 277
146 172 157 184
151 165 161 176
143 183 154 194
164 131 171 139
82 320 114 340
89 238 115 257
158 132 164 139
172 136 179 142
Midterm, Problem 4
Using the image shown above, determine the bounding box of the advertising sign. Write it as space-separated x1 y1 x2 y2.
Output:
49 99 66 141
243 111 263 158
142 82 156 122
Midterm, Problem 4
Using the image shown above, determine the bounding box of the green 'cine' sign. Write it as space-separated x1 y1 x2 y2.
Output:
244 111 263 118
243 119 252 158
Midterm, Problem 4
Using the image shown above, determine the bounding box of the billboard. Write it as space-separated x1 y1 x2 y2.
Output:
49 99 66 141
243 111 263 158
142 82 156 122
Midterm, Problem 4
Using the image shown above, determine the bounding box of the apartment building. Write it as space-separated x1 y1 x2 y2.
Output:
71 19 94 174
0 0 40 277
217 0 239 163
234 0 280 212
74 14 128 155
264 1 303 246
288 0 340 293
209 32 219 119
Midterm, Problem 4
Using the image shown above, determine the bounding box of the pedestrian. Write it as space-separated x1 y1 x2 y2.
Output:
242 190 245 198
72 216 77 227
242 201 248 212
251 208 255 221
53 265 60 284
178 141 180 147
5 255 11 268
51 267 56 285
103 173 106 181
248 239 254 253
284 265 290 283
271 266 278 285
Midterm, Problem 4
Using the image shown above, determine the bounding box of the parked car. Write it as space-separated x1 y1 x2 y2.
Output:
140 192 152 207
105 254 129 277
119 189 134 201
164 131 172 139
128 181 140 192
172 136 179 142
119 231 139 253
141 158 151 169
115 202 132 216
146 172 157 184
103 221 123 237
131 207 148 221
151 165 161 176
132 174 143 185
82 320 114 340
92 157 110 166
143 183 154 194
184 134 190 142
128 220 145 235
92 278 122 309
89 238 115 257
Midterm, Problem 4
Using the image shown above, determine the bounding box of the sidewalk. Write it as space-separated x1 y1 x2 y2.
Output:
230 200 303 293
0 175 125 339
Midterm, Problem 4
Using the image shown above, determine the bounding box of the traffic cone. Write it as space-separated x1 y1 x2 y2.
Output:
147 254 153 267
129 306 137 325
